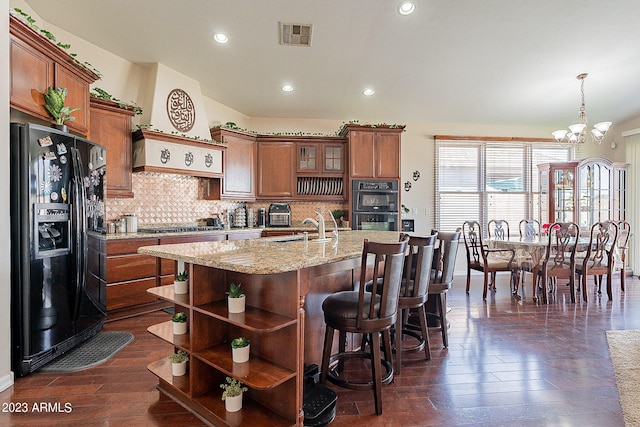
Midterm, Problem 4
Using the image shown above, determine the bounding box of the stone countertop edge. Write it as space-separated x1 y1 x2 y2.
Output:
104 225 352 240
137 230 401 275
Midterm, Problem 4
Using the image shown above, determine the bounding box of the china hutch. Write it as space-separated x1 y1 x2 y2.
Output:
538 157 627 228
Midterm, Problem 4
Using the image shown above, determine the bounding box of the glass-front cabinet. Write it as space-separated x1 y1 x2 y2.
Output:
538 157 627 228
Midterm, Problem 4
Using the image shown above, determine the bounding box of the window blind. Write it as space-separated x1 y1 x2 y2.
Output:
434 136 573 235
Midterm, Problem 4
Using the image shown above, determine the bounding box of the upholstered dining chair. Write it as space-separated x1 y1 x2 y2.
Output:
463 220 517 299
427 229 460 348
615 221 631 292
539 221 580 304
320 237 408 415
575 221 618 301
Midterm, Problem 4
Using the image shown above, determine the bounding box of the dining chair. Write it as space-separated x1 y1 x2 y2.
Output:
427 229 460 348
517 219 541 286
575 221 618 301
519 219 541 240
320 237 408 415
488 219 510 240
539 221 580 304
615 221 631 292
463 220 518 299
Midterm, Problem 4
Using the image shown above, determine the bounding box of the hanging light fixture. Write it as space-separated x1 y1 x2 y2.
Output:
552 73 612 145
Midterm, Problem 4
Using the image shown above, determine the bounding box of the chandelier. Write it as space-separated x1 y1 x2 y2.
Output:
552 73 612 145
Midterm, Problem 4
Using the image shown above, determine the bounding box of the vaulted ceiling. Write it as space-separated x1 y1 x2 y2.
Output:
23 0 640 130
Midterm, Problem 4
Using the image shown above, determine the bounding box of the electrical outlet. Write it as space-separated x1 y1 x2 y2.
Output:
412 208 418 215
424 208 429 215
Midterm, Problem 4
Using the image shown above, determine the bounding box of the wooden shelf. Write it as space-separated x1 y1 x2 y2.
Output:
194 344 295 390
147 284 190 305
159 385 292 427
148 358 190 395
194 300 296 332
147 321 191 352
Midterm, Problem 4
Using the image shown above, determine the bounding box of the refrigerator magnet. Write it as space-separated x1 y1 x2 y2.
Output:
56 143 67 154
38 136 53 147
43 151 56 160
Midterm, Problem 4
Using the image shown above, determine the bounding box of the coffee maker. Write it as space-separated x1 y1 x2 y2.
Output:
257 208 267 227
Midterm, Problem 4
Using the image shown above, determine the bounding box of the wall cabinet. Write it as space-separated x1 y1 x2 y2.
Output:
256 138 295 199
295 138 346 200
89 98 136 198
210 127 256 201
9 15 99 136
340 125 404 179
538 157 627 228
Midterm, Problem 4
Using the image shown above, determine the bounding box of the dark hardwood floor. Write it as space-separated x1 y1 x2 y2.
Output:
1 273 635 426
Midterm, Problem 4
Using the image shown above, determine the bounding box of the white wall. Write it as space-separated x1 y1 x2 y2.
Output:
1 0 14 392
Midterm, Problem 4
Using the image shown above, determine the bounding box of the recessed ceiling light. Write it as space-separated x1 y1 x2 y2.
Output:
397 1 416 15
214 33 229 44
363 88 375 96
282 84 294 92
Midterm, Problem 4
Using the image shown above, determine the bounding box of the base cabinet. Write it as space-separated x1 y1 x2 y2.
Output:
147 265 300 426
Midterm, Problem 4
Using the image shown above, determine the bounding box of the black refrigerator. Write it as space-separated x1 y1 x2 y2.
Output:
10 122 107 377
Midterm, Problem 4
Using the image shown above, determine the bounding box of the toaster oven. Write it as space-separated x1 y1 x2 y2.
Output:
268 203 291 227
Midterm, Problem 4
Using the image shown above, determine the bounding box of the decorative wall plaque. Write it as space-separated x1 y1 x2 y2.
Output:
166 88 196 132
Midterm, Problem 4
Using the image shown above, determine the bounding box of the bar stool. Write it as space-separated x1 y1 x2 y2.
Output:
427 230 460 348
320 237 408 415
392 234 436 374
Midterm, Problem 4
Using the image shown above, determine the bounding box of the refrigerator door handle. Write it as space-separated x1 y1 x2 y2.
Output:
70 148 87 320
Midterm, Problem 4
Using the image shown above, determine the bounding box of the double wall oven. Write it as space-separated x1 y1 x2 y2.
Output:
351 180 399 231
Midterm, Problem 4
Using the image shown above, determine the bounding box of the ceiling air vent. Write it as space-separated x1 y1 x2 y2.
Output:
279 22 312 46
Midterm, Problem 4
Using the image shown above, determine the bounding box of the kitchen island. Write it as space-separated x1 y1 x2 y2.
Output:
138 230 400 426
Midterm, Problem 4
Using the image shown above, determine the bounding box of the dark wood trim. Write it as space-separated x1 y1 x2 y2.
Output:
434 135 556 142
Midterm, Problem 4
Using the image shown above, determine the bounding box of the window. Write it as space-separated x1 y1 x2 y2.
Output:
435 137 573 234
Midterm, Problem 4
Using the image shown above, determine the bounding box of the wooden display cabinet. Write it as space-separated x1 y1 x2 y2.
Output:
537 157 628 228
147 263 300 426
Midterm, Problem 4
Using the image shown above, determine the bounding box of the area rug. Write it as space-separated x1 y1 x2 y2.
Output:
39 331 134 373
606 330 640 426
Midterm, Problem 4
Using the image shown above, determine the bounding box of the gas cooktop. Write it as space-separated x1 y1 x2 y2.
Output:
137 225 223 233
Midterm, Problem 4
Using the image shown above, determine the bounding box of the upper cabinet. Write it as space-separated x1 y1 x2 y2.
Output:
89 98 136 198
538 157 628 228
296 140 344 175
340 124 404 179
256 137 295 199
210 127 256 201
9 15 100 136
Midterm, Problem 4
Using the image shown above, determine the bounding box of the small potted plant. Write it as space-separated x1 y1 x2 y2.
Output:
172 311 188 335
227 283 245 313
168 349 189 376
331 209 345 226
220 376 248 412
174 270 188 295
231 337 250 363
42 86 81 131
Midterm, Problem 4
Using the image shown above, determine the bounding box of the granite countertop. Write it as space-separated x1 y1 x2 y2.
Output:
105 222 351 240
137 230 401 274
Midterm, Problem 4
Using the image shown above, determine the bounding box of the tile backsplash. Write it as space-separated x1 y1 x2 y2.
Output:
107 172 348 226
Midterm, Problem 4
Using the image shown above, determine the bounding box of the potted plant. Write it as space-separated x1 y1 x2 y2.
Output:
227 283 245 313
220 376 248 412
174 270 188 295
231 337 250 363
331 209 345 226
42 86 81 131
168 349 189 376
172 311 188 335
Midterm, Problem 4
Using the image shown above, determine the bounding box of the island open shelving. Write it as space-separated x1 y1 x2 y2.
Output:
146 262 300 426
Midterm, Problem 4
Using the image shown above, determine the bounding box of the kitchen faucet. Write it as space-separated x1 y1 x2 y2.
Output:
326 209 339 240
301 211 331 242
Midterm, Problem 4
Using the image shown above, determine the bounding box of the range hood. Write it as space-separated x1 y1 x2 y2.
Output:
132 129 225 178
132 63 225 178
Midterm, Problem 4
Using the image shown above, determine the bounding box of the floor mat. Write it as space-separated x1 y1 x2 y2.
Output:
39 331 134 373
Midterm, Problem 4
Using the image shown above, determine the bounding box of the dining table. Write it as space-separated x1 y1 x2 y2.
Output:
488 237 549 301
